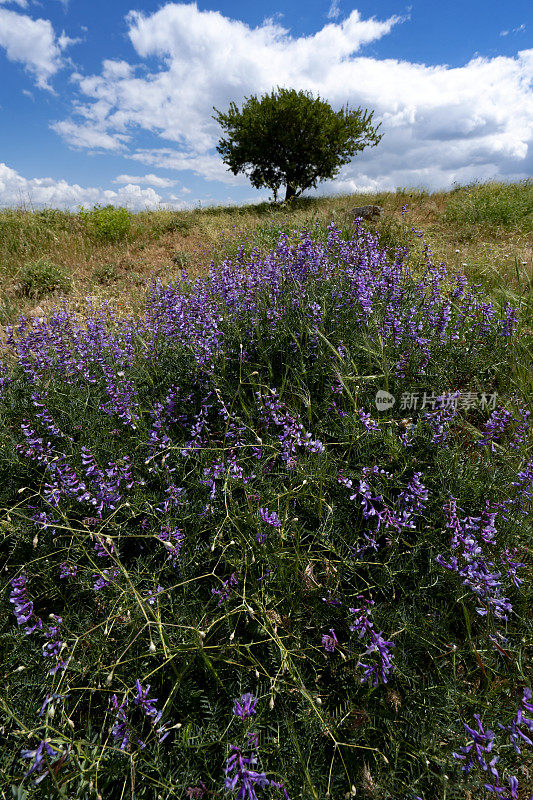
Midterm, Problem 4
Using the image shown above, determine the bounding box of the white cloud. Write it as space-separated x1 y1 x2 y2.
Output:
113 173 176 187
0 6 75 89
51 2 532 194
57 4 399 155
128 148 249 184
501 23 526 37
51 119 130 151
0 162 188 210
327 0 341 21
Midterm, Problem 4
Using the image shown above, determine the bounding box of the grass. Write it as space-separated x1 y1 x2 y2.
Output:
0 180 532 800
1 180 531 330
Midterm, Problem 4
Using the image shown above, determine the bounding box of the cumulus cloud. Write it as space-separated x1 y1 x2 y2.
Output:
129 148 249 185
113 173 177 187
52 2 532 193
0 6 77 89
57 4 399 155
51 119 130 151
0 163 188 210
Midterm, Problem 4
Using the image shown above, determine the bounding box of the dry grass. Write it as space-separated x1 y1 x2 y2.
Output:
0 181 531 334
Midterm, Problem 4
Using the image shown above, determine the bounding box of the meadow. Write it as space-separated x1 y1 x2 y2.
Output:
0 179 532 800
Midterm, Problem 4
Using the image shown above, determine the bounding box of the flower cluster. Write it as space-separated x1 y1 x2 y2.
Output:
9 575 43 635
349 596 395 685
322 628 338 652
1 217 529 796
9 577 70 675
20 739 71 786
255 387 324 468
157 523 184 566
453 690 533 798
436 499 519 621
212 572 239 606
110 680 171 751
232 693 259 720
225 692 289 800
478 405 531 451
224 747 270 800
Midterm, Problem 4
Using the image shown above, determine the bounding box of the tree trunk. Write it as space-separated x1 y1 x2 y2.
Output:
284 183 297 202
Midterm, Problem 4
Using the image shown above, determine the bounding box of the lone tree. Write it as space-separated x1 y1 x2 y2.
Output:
213 87 383 202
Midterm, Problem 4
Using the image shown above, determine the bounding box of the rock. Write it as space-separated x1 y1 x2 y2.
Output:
27 306 46 319
348 205 383 221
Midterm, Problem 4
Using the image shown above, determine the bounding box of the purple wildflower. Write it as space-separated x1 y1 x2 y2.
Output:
38 693 69 717
322 628 338 652
224 745 270 800
93 568 119 591
321 590 341 606
270 782 291 800
146 585 164 605
20 740 70 786
111 694 130 751
157 523 184 565
358 629 396 686
258 508 281 527
452 714 495 772
212 572 239 606
59 562 78 579
9 575 43 635
232 693 259 720
497 687 533 754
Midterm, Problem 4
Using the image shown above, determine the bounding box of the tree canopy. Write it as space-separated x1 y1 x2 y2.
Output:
213 87 383 202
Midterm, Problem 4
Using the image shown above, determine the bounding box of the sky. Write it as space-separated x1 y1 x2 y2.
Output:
0 0 531 210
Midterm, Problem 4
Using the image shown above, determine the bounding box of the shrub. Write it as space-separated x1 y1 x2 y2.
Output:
34 209 75 232
164 216 192 235
80 204 134 242
0 224 531 799
93 262 120 285
15 259 72 299
171 249 192 268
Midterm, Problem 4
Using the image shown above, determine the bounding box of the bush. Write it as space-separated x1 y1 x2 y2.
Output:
80 204 134 242
164 216 192 235
171 249 192 268
15 259 72 299
0 225 531 799
93 262 120 285
34 209 75 232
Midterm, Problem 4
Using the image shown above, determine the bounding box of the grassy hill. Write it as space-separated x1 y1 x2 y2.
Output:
1 179 531 328
0 180 532 799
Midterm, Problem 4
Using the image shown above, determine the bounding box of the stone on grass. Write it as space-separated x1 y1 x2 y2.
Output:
348 205 383 221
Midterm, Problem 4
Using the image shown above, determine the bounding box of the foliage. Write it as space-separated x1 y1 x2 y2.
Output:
171 250 192 269
15 259 72 299
93 263 120 285
1 182 531 333
79 204 134 242
213 87 382 201
0 221 532 799
445 180 533 232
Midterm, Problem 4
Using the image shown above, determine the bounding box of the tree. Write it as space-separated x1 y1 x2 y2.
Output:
213 87 383 202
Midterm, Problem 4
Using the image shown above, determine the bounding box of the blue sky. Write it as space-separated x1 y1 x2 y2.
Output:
0 0 531 210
